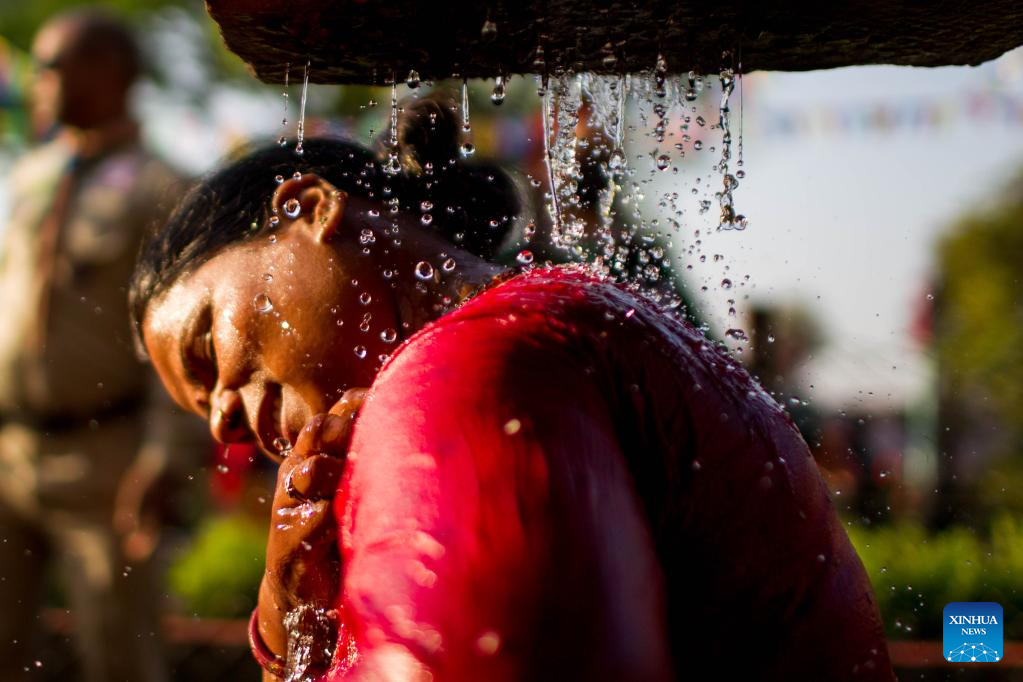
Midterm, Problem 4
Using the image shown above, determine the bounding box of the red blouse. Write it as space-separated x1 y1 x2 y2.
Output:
327 265 893 680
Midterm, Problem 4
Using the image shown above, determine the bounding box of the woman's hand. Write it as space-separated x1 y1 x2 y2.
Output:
255 388 367 680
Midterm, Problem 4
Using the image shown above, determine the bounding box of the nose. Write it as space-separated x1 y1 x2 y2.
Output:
209 388 248 444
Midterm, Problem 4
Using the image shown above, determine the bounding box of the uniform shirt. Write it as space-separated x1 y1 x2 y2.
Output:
0 137 180 419
326 265 894 680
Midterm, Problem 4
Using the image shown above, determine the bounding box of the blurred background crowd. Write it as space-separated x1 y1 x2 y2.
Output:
2 1 1023 680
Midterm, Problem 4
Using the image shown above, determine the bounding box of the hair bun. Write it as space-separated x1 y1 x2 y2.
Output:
391 93 461 175
373 90 519 261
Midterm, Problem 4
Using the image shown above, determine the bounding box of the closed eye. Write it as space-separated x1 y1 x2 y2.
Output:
182 308 218 395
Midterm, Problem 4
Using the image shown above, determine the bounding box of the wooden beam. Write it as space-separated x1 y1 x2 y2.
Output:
205 0 1023 84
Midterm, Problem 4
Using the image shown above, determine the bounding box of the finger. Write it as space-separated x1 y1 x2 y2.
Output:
329 387 368 417
292 413 331 458
292 413 353 459
284 454 345 501
267 499 335 553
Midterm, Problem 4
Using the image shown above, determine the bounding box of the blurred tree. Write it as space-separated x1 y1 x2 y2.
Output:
930 171 1023 527
0 0 189 52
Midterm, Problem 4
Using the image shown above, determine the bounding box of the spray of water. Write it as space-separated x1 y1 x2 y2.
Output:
295 61 310 156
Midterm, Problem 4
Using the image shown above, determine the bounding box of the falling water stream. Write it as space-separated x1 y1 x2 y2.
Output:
275 60 749 676
295 62 310 155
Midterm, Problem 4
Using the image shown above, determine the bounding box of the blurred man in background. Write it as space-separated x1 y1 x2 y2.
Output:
0 9 205 681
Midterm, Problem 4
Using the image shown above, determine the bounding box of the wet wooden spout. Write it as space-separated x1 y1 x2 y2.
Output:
206 0 1023 84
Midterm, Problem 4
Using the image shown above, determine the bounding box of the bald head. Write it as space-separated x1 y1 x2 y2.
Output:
32 9 141 130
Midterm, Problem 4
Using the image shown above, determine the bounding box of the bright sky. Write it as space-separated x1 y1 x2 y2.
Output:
656 49 1023 410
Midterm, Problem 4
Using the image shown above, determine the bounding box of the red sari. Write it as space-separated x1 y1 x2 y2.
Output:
327 265 893 680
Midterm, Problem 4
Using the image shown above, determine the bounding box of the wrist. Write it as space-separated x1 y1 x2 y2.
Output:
249 607 287 678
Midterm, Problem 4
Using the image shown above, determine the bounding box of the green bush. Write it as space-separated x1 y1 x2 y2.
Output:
847 515 1023 639
167 514 266 618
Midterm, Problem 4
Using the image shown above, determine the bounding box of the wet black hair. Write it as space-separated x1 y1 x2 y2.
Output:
129 93 519 342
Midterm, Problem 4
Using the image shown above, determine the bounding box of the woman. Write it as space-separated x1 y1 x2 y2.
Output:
130 99 893 681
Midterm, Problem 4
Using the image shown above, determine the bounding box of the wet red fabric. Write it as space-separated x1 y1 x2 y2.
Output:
326 265 893 680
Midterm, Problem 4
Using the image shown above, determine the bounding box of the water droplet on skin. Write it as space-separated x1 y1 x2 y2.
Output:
354 345 367 359
415 261 434 281
736 169 746 179
359 292 372 305
360 229 376 245
263 273 273 282
460 142 475 157
691 460 702 471
441 257 456 272
420 200 433 212
283 198 301 218
380 328 397 343
503 418 521 435
694 140 704 150
721 278 732 289
274 174 284 184
516 250 534 265
253 293 273 313
421 213 433 225
406 69 421 89
216 464 229 473
656 154 670 171
273 437 292 453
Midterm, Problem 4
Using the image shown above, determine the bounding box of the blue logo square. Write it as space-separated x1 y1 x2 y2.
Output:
943 602 1003 663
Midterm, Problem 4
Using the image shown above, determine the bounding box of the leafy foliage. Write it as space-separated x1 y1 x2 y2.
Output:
847 515 1023 639
936 180 1023 458
167 513 266 618
0 0 191 52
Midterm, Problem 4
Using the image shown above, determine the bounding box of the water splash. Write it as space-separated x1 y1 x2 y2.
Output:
539 75 560 236
460 79 475 157
278 63 290 146
383 80 401 175
716 55 743 230
541 74 586 249
491 75 506 105
295 61 310 156
284 605 337 682
579 73 628 264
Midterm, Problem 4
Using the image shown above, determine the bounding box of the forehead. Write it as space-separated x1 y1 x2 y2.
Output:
33 19 82 60
141 265 214 407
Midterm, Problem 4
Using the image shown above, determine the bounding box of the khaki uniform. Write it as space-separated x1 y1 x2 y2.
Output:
0 137 203 682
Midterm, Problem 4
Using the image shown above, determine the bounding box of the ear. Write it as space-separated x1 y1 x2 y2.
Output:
271 173 348 243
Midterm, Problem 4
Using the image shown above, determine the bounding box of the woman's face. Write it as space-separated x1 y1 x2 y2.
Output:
142 177 397 456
